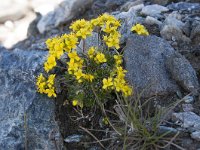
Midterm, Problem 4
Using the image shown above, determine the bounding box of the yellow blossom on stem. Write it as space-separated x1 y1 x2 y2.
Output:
114 55 122 66
44 55 56 73
45 88 57 97
84 74 94 82
94 53 107 64
74 69 84 81
68 51 80 61
87 47 95 58
103 32 121 49
131 24 149 36
102 77 113 89
70 19 93 39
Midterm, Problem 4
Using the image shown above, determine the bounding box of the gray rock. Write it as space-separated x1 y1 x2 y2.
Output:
0 47 63 149
105 0 127 9
37 0 93 33
167 2 200 12
124 35 179 98
172 112 200 131
124 35 199 98
166 53 199 92
160 14 191 43
182 104 194 112
191 131 200 141
145 16 162 26
78 32 99 52
149 0 169 6
115 7 144 44
190 24 200 45
120 0 144 12
91 0 107 15
160 25 190 43
0 0 29 23
141 4 169 17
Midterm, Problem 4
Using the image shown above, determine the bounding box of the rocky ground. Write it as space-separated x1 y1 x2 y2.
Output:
0 0 200 149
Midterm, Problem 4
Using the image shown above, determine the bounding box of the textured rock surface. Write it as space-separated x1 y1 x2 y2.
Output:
0 47 63 149
166 53 199 92
172 112 200 130
160 14 191 43
167 2 200 12
191 131 200 141
124 35 199 98
141 4 169 17
37 0 93 33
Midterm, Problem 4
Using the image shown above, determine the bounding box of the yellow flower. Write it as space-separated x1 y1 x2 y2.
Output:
47 74 56 88
84 74 94 82
70 19 93 39
68 51 80 61
131 24 149 36
103 32 121 49
74 69 84 80
72 99 78 106
94 53 107 64
122 85 132 97
36 73 45 86
44 55 56 72
45 88 56 97
114 55 122 66
87 47 95 58
113 77 124 92
63 33 78 52
103 77 113 89
38 82 46 93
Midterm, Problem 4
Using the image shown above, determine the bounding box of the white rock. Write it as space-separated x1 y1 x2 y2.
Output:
141 4 169 17
37 0 93 33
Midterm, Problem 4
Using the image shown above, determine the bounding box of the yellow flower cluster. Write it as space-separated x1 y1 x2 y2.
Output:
37 13 134 103
44 33 78 72
70 19 93 39
91 14 121 49
102 55 132 97
36 73 57 97
131 23 149 36
67 51 94 83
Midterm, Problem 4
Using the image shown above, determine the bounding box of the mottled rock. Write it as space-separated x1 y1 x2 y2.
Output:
160 15 191 43
105 0 127 9
124 35 179 98
172 112 200 131
145 16 162 26
166 53 199 92
78 32 99 52
0 47 63 149
37 0 93 33
141 4 169 17
91 0 107 15
191 131 200 141
167 2 200 12
120 0 144 12
190 24 200 45
149 0 169 6
124 35 199 98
